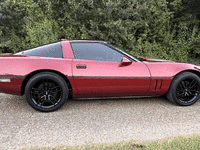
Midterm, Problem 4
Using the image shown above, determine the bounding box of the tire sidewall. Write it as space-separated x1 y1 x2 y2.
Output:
25 73 68 112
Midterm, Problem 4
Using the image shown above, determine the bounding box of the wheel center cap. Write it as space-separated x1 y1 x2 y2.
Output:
185 92 189 96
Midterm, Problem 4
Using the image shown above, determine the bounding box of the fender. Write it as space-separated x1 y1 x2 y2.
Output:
145 62 200 95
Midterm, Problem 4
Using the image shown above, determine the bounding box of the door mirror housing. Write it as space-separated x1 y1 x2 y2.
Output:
119 56 132 67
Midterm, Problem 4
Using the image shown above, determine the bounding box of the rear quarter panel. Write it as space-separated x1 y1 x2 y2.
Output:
0 57 73 95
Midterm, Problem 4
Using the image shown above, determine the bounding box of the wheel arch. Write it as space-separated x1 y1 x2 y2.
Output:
166 69 200 106
173 69 200 79
21 69 73 99
166 69 200 93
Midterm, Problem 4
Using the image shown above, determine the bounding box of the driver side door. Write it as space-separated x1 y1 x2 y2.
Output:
71 42 150 98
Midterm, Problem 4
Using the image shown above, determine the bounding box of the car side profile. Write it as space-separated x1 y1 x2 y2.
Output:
0 39 200 112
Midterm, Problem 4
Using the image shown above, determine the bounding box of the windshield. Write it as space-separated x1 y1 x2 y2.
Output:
105 44 140 62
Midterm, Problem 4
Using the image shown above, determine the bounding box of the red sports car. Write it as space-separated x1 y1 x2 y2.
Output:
0 39 200 112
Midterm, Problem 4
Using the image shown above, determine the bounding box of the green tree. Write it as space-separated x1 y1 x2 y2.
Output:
0 0 26 52
168 0 200 58
0 0 199 63
21 0 60 51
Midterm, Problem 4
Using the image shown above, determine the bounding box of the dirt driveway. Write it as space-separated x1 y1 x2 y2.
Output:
0 93 200 150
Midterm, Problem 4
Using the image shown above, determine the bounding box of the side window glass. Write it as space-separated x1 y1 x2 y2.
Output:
71 43 124 62
16 42 63 58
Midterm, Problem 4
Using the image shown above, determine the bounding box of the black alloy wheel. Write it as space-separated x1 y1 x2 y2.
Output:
167 72 200 106
25 72 69 112
176 79 200 103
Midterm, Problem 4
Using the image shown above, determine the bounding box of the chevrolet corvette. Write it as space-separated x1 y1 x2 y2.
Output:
0 39 200 112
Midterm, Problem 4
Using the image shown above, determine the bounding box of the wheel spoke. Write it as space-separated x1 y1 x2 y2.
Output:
49 95 58 105
49 82 52 89
189 80 197 89
186 94 189 101
48 97 55 105
38 100 45 107
183 95 187 101
37 97 44 106
50 85 60 90
188 91 196 96
176 87 185 97
189 90 199 95
31 88 43 94
191 90 199 93
178 83 184 91
177 92 184 96
181 81 186 89
41 95 47 100
50 85 61 94
42 80 45 90
50 89 61 94
41 101 45 106
177 89 184 93
47 79 49 89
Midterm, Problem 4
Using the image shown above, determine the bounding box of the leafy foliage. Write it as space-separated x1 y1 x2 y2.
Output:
0 0 200 62
0 0 26 52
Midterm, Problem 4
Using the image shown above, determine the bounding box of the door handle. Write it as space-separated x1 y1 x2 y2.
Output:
76 64 87 69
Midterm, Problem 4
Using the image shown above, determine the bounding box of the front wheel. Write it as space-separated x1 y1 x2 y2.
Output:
25 72 69 112
167 72 200 106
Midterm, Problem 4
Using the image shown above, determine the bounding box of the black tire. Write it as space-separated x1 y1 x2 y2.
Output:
25 72 69 112
166 72 200 106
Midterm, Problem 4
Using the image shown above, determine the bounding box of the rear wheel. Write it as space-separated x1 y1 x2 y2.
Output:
167 72 200 106
25 72 69 112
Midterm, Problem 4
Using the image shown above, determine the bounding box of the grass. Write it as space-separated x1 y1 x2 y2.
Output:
21 134 200 150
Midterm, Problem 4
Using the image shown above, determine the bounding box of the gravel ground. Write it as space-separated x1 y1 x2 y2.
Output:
0 93 200 150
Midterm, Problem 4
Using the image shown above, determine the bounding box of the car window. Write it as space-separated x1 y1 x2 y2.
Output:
71 43 124 62
15 42 63 58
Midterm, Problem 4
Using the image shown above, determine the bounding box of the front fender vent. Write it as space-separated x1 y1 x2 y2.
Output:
154 79 163 90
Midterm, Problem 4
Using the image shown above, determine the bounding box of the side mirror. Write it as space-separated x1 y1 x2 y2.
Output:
119 56 132 67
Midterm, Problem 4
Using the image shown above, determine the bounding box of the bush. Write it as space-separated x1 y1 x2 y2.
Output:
0 0 199 63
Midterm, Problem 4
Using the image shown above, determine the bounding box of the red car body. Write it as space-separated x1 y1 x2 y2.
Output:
0 40 200 100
